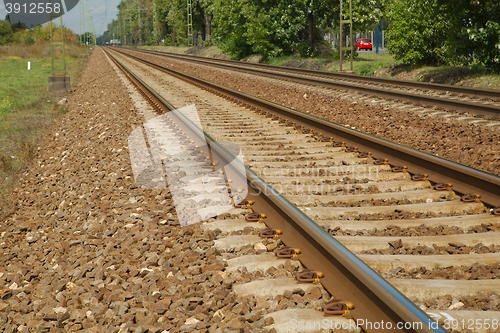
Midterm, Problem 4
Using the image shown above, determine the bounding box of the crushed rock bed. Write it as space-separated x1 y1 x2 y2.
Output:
380 263 500 281
126 49 500 177
415 292 500 312
0 49 285 332
360 243 500 255
328 222 500 237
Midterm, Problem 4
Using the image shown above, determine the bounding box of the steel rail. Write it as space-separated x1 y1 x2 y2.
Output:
138 48 500 99
130 48 500 118
107 47 500 208
104 46 448 333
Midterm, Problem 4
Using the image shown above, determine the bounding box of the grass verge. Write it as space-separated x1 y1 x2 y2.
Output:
0 42 87 218
266 51 398 75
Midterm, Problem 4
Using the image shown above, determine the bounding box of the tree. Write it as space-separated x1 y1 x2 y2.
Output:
386 0 451 66
352 0 384 32
0 20 13 45
212 0 338 59
211 0 251 58
386 0 500 71
301 0 340 51
439 0 500 71
199 0 213 41
248 1 307 57
104 0 388 59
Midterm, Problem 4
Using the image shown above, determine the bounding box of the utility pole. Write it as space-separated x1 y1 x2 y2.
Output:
152 0 159 44
122 15 126 45
48 2 70 94
137 1 142 46
79 0 85 45
187 0 193 46
339 0 353 72
86 0 96 45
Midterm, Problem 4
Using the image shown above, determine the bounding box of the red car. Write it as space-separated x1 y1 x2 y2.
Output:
354 38 372 51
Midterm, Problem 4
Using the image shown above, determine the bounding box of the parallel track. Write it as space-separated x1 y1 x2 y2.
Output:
125 48 500 119
109 47 500 207
104 47 500 333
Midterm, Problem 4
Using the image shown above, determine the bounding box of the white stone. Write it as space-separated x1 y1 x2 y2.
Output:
448 302 464 310
254 243 267 251
53 307 67 314
184 317 200 325
213 309 225 320
66 282 76 290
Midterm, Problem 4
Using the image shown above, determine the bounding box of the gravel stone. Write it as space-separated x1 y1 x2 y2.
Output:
0 49 282 331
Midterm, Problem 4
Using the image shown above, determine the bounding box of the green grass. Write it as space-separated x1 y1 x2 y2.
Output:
459 74 500 90
0 58 80 109
0 50 85 218
265 50 398 75
351 51 398 75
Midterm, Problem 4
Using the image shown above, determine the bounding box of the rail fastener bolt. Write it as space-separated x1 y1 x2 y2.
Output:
411 173 428 181
323 299 355 316
245 212 266 222
434 183 453 191
461 194 481 202
391 165 407 173
296 270 324 283
276 247 301 258
259 228 282 239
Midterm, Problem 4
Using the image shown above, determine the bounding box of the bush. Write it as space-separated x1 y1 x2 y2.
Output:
0 20 13 45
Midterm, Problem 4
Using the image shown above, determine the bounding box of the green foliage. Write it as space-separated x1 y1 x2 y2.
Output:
386 0 451 66
247 1 306 57
211 0 251 59
0 20 13 45
212 0 338 59
351 0 384 32
439 0 500 71
105 0 383 59
108 0 208 46
217 0 314 59
298 41 319 58
387 0 500 72
0 20 78 46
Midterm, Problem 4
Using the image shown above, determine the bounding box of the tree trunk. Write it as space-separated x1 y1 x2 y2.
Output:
204 13 212 41
307 12 314 49
341 22 346 48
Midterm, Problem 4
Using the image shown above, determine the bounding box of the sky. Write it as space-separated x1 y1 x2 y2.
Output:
0 0 121 36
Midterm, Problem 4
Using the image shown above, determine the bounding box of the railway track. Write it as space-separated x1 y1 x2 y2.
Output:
103 47 500 333
122 47 500 120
